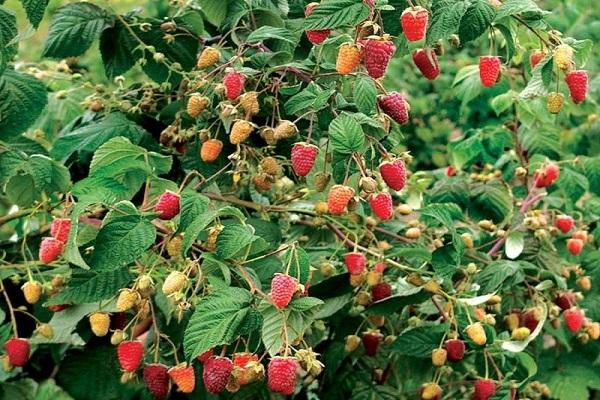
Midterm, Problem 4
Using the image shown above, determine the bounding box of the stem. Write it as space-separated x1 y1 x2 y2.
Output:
0 207 37 226
0 280 19 337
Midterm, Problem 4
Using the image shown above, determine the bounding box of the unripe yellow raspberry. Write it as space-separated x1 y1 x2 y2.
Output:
511 327 531 341
260 157 280 176
89 312 110 337
116 288 140 312
553 44 574 72
547 92 564 114
186 94 209 118
166 235 183 258
336 43 362 75
196 47 220 69
239 91 260 116
465 322 487 346
273 120 298 140
229 120 254 144
431 348 447 366
22 281 43 304
162 271 188 295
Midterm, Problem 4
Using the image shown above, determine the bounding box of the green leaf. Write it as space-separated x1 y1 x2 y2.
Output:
5 174 37 207
288 296 324 312
42 2 113 58
580 157 600 196
183 288 253 360
427 0 469 45
20 0 49 28
520 55 552 99
284 82 335 115
448 134 484 169
328 112 365 154
89 215 156 271
452 64 483 107
303 0 370 30
495 0 548 20
99 20 137 78
470 182 512 222
556 167 588 203
491 90 516 115
31 303 99 346
283 245 311 284
247 26 296 45
474 260 523 293
519 126 560 159
46 269 131 305
0 70 48 139
505 231 524 259
260 300 316 356
364 291 429 316
391 324 449 357
458 0 496 44
565 38 594 68
178 191 210 232
0 6 18 73
353 75 377 115
198 0 230 27
216 223 257 259
496 23 516 62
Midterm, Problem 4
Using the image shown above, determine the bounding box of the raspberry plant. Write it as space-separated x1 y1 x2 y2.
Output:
0 0 599 399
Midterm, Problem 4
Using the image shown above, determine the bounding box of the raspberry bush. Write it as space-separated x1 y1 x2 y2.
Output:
0 0 599 399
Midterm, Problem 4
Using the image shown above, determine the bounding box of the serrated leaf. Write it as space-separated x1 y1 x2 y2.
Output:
259 301 316 356
99 21 136 78
458 0 495 44
520 54 552 99
284 83 335 115
0 6 18 73
20 0 49 28
288 297 323 312
364 291 429 316
353 75 377 114
495 0 548 20
31 303 100 346
303 0 370 30
46 269 131 305
491 90 516 115
391 324 449 357
216 223 257 259
198 0 230 27
557 167 588 203
474 260 523 293
427 0 469 45
283 245 311 284
470 182 512 222
328 112 365 154
247 25 296 45
505 231 524 259
580 157 600 196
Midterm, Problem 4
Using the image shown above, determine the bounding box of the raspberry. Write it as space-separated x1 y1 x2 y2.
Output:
378 92 410 125
229 120 254 145
253 173 275 192
267 357 297 395
565 70 588 104
479 56 501 87
533 163 560 188
260 157 280 176
116 288 140 312
196 348 214 363
553 44 574 72
444 339 465 361
304 3 331 45
555 291 577 310
4 338 30 367
200 138 223 163
117 341 144 372
362 330 383 356
197 47 220 69
465 322 487 346
529 49 545 68
166 235 182 258
379 158 407 191
168 364 195 393
239 91 260 116
567 238 583 256
143 363 170 399
572 230 589 243
446 165 456 176
270 273 298 309
374 262 387 273
511 327 531 341
39 237 64 264
522 307 543 331
155 190 180 220
291 143 319 177
327 184 355 215
369 192 394 220
474 379 497 400
371 282 392 301
431 348 447 366
232 353 263 385
547 92 564 114
162 271 187 295
420 382 442 400
412 48 440 80
186 94 209 118
259 126 278 145
314 172 331 192
22 281 42 304
401 6 429 42
564 307 584 333
51 218 71 242
223 71 245 100
203 356 233 394
336 43 362 75
36 323 54 338
555 215 574 234
273 120 298 140
89 312 110 337
344 251 367 275
362 36 396 79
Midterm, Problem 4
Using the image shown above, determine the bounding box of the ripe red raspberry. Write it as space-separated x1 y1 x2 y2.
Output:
117 341 144 372
369 192 394 220
344 252 367 275
555 292 577 311
4 338 30 367
567 238 583 256
521 308 541 331
168 364 196 393
223 71 245 101
51 218 71 242
412 48 440 80
143 363 170 399
233 352 259 367
474 379 497 400
304 3 331 45
555 215 574 234
445 165 456 176
374 262 387 273
39 237 64 264
378 92 410 125
444 339 465 361
362 37 396 79
529 49 545 68
372 282 392 301
267 357 297 395
291 143 319 177
155 190 180 220
196 348 214 363
362 330 383 356
533 163 560 188
379 158 407 191
401 6 429 42
271 273 298 309
564 307 584 333
565 70 588 104
327 184 355 215
203 356 233 394
479 56 501 87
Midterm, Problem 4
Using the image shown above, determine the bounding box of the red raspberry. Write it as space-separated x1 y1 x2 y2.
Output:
374 262 387 273
304 3 331 45
369 192 394 220
378 92 410 125
327 184 355 215
270 273 298 309
196 348 214 363
362 37 396 79
444 339 465 361
533 163 560 188
51 218 71 242
291 143 319 177
555 215 574 234
372 282 392 301
565 70 588 104
168 363 196 393
223 71 246 101
362 330 383 356
412 48 440 80
143 363 170 399
39 237 64 264
479 56 501 87
117 341 144 372
567 238 583 256
564 307 584 333
203 356 233 394
445 165 456 176
521 308 541 331
4 338 30 367
474 379 497 400
555 292 577 311
401 6 429 42
233 352 259 367
529 49 545 68
155 190 180 220
379 158 407 191
267 357 297 395
344 252 367 275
